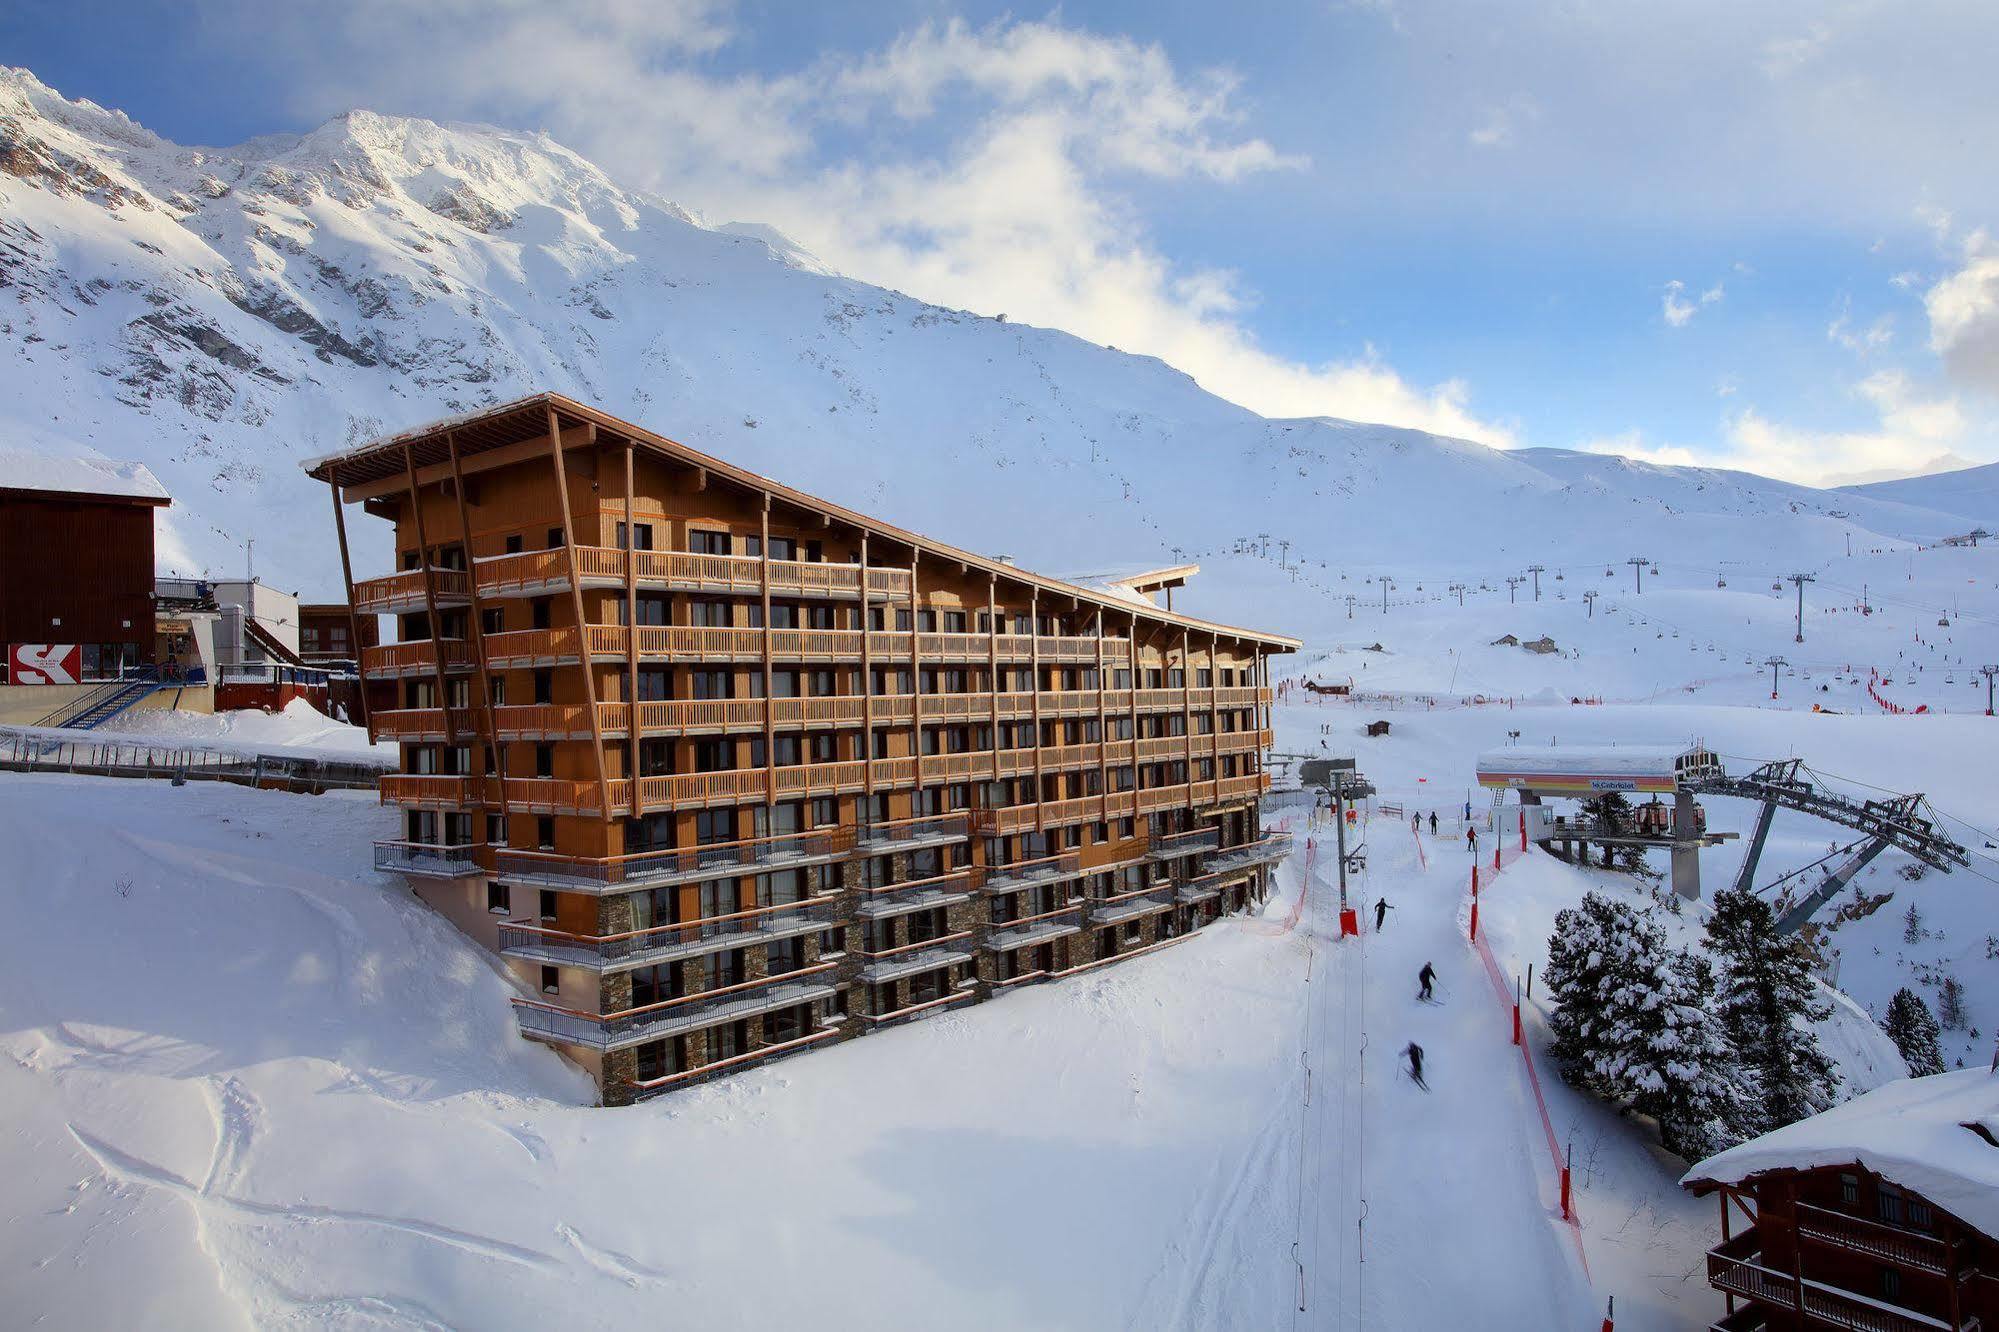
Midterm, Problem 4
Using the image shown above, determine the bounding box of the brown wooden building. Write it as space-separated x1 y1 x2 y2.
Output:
306 393 1297 1104
1684 1069 1999 1332
300 602 379 664
1 452 170 681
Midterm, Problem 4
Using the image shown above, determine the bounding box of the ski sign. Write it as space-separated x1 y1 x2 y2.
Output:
8 643 82 685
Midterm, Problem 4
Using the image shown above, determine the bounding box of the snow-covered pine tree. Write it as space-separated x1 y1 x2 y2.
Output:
1703 887 1840 1133
1546 892 1747 1156
1883 987 1945 1077
1902 903 1922 945
1649 949 1752 1159
1546 892 1643 1096
1938 976 1968 1031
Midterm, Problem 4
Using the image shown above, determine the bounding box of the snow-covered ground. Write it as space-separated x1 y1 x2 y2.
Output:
103 697 392 759
9 677 1993 1328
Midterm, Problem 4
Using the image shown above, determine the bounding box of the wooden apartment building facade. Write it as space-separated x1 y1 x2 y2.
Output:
307 394 1296 1104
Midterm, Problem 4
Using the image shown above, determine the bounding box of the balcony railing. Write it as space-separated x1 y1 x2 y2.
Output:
1705 1228 1956 1332
511 963 840 1050
352 567 469 615
1088 880 1179 925
1795 1203 1963 1277
853 812 970 852
1202 831 1294 874
1177 866 1245 903
372 707 481 741
1150 827 1223 860
360 638 472 677
372 840 485 877
974 851 1084 894
378 774 493 808
468 545 915 602
493 826 855 892
497 897 838 969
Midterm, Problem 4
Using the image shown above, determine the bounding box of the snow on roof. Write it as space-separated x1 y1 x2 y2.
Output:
1474 745 1696 779
1683 1069 1999 1237
1060 562 1198 608
0 450 170 502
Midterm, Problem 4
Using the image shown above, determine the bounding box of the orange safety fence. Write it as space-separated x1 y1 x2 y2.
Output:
1465 842 1592 1283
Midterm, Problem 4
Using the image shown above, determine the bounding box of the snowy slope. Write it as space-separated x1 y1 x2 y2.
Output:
1842 459 1999 529
0 66 1977 623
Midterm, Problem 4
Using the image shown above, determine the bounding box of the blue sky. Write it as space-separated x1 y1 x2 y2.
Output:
7 0 1998 484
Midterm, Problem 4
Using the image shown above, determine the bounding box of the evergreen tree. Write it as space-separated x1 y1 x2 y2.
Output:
1938 976 1968 1031
1704 887 1841 1133
1883 987 1945 1076
1546 893 1750 1157
1903 903 1923 945
1649 949 1752 1159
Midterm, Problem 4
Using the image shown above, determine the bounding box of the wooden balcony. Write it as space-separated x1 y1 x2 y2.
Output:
494 826 855 892
498 896 840 970
1795 1203 1966 1277
360 638 473 678
378 773 494 809
1705 1228 1957 1332
511 963 842 1051
352 566 469 615
467 545 915 602
371 707 481 741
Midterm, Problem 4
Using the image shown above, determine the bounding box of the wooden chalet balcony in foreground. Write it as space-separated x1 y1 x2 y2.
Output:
310 392 1296 1104
1705 1227 1980 1332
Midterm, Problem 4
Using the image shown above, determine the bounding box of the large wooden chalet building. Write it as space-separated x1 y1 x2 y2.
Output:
1684 1068 1999 1332
306 394 1296 1104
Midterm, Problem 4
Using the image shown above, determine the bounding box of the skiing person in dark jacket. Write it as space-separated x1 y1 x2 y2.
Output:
1418 962 1436 1001
1403 1042 1427 1090
1374 896 1392 931
1428 811 1438 834
1466 825 1479 853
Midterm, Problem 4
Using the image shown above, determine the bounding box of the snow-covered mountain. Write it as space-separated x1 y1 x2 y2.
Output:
1843 460 1999 529
0 66 1978 619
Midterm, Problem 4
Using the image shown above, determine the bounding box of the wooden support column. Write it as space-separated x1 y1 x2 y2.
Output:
327 480 374 742
859 532 875 802
1209 633 1224 793
1029 588 1044 834
1094 609 1109 826
759 496 776 809
908 550 921 817
401 442 456 751
544 404 613 822
1126 612 1143 827
1180 628 1195 813
986 575 1002 824
445 430 507 834
622 441 641 818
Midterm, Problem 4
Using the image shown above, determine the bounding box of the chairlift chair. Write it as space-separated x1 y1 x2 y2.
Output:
1716 577 1727 588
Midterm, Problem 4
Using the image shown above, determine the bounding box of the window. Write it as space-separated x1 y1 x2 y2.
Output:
1877 1182 1905 1226
810 797 838 827
943 610 967 633
547 527 565 548
540 966 559 995
688 600 731 627
639 738 672 777
534 743 554 778
638 667 671 702
634 1039 679 1082
767 936 804 975
488 814 509 847
819 926 847 956
537 816 555 850
531 598 552 630
487 882 511 915
766 535 796 560
635 594 670 626
539 890 557 921
504 534 524 555
1840 1173 1859 1206
688 529 732 555
616 521 654 551
690 670 732 700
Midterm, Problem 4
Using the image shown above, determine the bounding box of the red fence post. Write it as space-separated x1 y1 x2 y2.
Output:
1513 975 1522 1045
1601 1295 1613 1331
1492 846 1500 871
1519 809 1527 852
1469 895 1479 942
1561 1140 1574 1220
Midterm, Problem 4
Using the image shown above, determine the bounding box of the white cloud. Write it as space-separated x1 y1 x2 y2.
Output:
1760 23 1830 79
1662 278 1724 328
1720 370 1968 482
238 4 1511 446
1925 234 1999 395
1827 303 1894 356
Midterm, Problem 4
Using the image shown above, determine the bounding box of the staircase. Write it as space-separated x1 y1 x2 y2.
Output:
34 670 161 731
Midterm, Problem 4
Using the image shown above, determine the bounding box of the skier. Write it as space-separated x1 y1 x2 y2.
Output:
1411 812 1421 834
1374 896 1393 931
1403 1042 1428 1090
1466 825 1479 854
1418 962 1436 1001
1428 811 1438 835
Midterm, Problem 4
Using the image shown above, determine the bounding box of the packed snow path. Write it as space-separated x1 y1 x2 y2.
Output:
1285 803 1590 1330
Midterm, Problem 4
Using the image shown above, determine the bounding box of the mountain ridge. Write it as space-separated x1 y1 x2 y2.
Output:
0 65 1977 622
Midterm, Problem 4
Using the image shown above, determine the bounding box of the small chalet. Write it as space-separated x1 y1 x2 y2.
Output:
1682 1068 1999 1332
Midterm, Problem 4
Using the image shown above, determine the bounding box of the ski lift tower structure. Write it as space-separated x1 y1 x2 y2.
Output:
1301 757 1374 937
